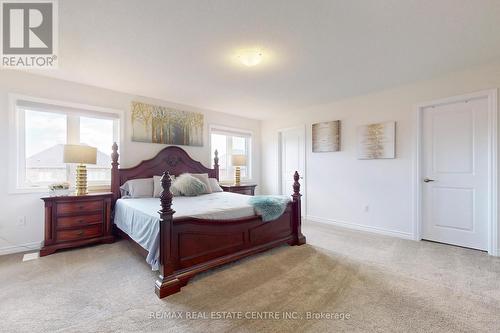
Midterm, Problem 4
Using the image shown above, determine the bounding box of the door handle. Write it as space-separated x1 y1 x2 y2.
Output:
423 178 436 183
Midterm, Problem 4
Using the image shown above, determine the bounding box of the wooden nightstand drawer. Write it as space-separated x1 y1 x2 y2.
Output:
57 200 103 215
57 213 103 229
41 193 114 256
57 224 103 242
221 184 257 196
237 189 254 195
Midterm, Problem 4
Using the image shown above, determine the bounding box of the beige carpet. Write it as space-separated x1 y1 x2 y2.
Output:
1 221 500 332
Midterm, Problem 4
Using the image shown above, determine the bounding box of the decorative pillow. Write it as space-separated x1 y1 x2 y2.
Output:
120 178 154 198
208 178 223 192
170 181 182 196
190 173 212 194
153 175 178 197
174 174 207 196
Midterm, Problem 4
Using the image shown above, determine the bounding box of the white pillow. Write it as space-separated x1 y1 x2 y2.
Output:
208 178 223 192
120 178 154 198
190 173 212 194
174 174 207 196
153 175 178 197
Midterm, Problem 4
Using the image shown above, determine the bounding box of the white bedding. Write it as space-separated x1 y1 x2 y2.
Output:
114 192 255 270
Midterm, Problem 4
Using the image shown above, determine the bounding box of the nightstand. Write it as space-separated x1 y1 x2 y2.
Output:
40 193 114 256
220 184 257 196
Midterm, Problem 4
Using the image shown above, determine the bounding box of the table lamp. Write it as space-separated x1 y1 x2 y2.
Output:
63 144 97 195
231 154 246 185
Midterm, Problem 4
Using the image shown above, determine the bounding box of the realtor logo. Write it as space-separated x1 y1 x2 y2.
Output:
1 0 58 68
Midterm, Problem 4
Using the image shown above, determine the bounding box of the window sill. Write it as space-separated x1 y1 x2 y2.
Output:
88 185 111 193
9 187 50 195
219 179 255 185
10 185 111 195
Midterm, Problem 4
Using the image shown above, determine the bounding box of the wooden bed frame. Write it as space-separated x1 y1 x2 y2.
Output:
111 143 306 298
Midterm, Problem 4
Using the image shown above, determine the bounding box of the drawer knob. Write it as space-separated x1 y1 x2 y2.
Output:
78 205 85 210
77 230 84 236
78 219 84 224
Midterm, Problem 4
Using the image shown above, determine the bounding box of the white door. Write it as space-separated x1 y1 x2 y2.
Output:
422 97 489 250
280 126 306 214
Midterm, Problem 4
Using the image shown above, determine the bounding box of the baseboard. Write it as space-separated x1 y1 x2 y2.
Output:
0 241 42 256
306 215 414 240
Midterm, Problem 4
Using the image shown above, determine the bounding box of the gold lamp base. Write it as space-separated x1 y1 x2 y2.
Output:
235 166 241 185
75 164 88 196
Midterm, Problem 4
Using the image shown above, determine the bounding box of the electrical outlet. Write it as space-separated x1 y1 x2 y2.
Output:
17 216 26 227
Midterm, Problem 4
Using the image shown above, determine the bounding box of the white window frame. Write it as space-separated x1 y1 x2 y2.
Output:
8 94 125 194
209 125 253 183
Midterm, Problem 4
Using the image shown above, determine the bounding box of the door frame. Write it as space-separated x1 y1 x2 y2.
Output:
277 125 307 216
413 89 498 255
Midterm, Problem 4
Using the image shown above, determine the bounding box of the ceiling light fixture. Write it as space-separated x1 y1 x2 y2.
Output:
237 49 264 67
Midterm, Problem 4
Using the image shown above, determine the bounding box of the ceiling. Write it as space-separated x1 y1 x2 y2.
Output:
32 0 500 119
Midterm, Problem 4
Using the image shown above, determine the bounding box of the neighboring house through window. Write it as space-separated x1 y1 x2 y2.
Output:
10 96 122 192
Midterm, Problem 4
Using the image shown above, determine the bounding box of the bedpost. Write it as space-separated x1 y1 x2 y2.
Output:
111 142 120 205
214 149 219 181
291 171 306 246
155 171 182 298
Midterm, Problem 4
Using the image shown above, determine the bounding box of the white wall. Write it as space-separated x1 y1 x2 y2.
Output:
261 60 500 248
0 70 261 255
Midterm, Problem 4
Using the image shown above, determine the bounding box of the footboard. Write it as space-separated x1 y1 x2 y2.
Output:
155 172 306 298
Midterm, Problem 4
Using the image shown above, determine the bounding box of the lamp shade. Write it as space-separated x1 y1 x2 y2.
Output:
63 144 97 164
231 154 246 166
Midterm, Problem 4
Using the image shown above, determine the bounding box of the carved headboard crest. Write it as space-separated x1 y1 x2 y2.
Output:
166 155 181 167
111 144 219 203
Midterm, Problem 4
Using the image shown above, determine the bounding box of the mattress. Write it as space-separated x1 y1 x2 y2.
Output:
114 192 256 270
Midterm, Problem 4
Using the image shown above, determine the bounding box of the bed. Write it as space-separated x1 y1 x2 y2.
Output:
110 143 306 298
114 192 257 270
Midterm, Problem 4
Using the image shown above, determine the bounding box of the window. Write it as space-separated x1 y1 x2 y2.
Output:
210 126 252 182
13 97 121 191
80 117 115 183
24 110 67 185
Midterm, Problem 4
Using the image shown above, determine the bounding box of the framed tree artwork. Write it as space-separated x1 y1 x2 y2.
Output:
131 101 203 146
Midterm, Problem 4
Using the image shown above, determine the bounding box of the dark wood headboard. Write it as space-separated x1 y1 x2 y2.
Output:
110 143 219 203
